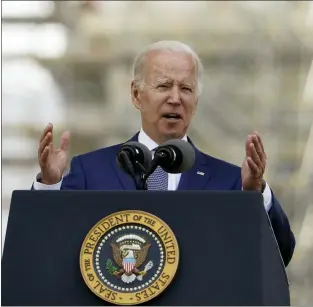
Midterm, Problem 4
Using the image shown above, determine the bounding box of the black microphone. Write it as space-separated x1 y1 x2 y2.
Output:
116 141 152 177
145 139 195 180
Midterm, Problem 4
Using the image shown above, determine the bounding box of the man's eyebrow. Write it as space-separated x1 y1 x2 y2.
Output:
180 81 193 86
155 78 193 84
152 78 195 88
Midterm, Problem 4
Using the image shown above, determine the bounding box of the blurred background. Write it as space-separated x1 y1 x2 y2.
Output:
1 0 313 304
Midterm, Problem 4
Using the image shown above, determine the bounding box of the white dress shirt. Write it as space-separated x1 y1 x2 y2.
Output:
33 128 272 211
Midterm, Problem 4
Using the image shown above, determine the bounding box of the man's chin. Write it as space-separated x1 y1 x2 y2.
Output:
156 121 188 142
160 129 185 141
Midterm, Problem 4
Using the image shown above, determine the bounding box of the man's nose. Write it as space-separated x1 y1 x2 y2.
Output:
167 86 181 104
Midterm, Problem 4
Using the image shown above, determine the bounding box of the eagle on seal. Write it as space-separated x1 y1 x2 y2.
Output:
110 235 153 283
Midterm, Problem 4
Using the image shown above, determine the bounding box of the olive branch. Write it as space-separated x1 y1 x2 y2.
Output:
106 259 118 275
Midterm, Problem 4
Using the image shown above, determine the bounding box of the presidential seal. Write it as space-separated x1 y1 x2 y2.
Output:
80 210 179 305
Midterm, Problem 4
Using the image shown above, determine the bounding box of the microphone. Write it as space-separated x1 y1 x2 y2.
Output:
116 141 152 177
145 139 195 179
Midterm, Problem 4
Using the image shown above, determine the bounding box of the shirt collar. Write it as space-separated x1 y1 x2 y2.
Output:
138 128 188 151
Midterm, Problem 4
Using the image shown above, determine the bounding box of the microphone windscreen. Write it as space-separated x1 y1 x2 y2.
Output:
116 141 152 173
157 139 195 173
126 141 152 171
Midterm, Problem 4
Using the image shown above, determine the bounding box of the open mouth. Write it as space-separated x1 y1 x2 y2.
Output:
162 113 182 120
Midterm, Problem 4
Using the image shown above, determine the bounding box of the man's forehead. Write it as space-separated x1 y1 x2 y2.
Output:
143 51 197 83
148 61 196 80
149 67 196 84
154 76 194 85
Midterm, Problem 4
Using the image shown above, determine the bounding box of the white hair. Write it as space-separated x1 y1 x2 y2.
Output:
132 40 204 96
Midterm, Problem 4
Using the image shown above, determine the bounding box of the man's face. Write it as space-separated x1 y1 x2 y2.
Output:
131 50 199 144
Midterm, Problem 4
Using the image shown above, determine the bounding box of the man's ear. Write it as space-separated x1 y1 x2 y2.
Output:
131 80 141 110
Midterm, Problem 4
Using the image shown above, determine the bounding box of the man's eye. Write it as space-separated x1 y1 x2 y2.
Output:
182 87 192 92
157 84 169 88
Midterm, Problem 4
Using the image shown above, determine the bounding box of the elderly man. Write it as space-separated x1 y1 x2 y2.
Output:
33 40 295 266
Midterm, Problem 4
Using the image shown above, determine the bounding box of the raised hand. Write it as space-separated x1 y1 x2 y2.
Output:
241 131 267 192
38 123 70 185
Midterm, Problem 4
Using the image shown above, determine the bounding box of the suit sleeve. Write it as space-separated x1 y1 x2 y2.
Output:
61 156 87 190
267 193 296 267
232 174 295 267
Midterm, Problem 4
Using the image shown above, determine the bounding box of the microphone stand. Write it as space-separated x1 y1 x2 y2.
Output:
134 161 148 190
117 150 149 190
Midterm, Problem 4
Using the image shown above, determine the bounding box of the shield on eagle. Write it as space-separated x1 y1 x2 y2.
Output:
122 254 136 273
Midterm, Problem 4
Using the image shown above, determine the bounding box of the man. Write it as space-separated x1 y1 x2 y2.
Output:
33 40 295 266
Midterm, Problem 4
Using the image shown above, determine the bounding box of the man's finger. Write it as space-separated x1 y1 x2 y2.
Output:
252 136 264 162
245 135 253 156
247 157 261 178
40 123 53 143
39 146 50 165
60 131 70 152
38 132 53 156
253 135 267 167
249 143 262 168
49 141 54 153
253 131 265 154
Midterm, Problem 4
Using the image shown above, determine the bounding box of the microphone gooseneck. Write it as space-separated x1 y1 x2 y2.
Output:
117 150 136 178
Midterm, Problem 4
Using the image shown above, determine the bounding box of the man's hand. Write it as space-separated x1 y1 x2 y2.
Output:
241 131 267 192
38 123 70 185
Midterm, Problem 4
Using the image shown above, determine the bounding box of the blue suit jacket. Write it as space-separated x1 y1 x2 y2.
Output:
59 133 295 266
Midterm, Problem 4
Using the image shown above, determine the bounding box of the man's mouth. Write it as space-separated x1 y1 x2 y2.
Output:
162 113 182 120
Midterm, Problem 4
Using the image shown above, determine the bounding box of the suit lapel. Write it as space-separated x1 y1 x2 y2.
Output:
111 133 139 190
178 139 212 190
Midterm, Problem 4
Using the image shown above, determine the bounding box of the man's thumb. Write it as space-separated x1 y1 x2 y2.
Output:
60 131 71 151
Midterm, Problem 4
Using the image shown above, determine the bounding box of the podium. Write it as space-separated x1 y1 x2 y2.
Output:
2 190 290 306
